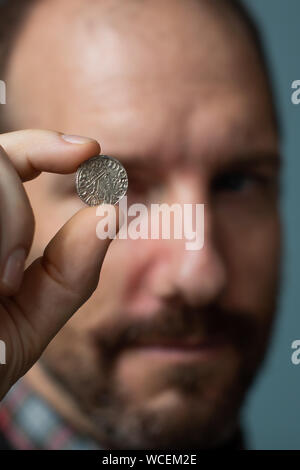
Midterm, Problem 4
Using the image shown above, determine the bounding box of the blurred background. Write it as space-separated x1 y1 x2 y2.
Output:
241 0 300 450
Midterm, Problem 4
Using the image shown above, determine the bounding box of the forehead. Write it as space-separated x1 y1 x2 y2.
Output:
7 0 277 161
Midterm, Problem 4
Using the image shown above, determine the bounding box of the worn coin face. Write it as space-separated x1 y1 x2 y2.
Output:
76 155 128 206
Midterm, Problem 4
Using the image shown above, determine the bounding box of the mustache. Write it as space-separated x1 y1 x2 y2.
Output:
90 303 259 360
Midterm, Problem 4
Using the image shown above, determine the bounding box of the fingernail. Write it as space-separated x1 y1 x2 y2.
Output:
2 247 26 291
61 134 96 144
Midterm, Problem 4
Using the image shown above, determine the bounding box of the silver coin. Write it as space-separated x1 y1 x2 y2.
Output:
76 155 128 206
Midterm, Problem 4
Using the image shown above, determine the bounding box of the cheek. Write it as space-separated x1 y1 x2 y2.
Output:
67 238 144 331
76 238 166 331
96 239 153 309
217 207 281 316
100 238 172 316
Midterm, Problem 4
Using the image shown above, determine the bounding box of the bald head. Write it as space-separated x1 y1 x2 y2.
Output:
3 0 276 138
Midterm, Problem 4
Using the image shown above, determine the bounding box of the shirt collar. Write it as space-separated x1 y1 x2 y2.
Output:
0 379 101 449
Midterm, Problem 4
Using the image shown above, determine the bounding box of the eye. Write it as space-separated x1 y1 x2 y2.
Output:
212 171 260 193
127 174 166 202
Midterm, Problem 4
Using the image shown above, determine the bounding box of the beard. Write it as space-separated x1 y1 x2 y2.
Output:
40 291 279 450
85 355 248 449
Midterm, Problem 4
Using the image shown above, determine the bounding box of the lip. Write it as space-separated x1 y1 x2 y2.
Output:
127 337 226 360
132 336 223 348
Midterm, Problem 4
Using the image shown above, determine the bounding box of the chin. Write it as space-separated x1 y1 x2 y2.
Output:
88 370 247 450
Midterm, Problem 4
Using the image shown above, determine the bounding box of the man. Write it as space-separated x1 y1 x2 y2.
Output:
0 0 281 450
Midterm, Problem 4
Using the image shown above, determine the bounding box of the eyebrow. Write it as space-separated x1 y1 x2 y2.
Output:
119 150 282 173
222 152 282 170
51 150 281 190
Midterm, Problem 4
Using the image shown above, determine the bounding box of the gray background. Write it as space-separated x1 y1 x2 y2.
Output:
241 0 300 450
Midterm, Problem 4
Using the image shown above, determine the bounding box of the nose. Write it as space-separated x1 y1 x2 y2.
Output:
173 237 226 307
151 232 227 309
150 173 227 308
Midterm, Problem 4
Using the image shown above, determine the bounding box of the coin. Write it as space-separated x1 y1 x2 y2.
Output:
76 155 128 206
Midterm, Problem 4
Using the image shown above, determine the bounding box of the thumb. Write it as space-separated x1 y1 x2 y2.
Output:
11 204 120 357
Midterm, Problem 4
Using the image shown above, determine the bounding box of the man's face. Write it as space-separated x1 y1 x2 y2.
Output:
6 0 281 449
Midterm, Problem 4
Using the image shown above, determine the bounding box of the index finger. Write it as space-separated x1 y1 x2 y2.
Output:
0 129 101 181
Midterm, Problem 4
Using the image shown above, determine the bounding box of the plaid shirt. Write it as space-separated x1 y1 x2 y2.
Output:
0 379 101 450
0 378 246 450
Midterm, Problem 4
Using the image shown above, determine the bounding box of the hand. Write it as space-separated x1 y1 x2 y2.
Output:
0 129 119 400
